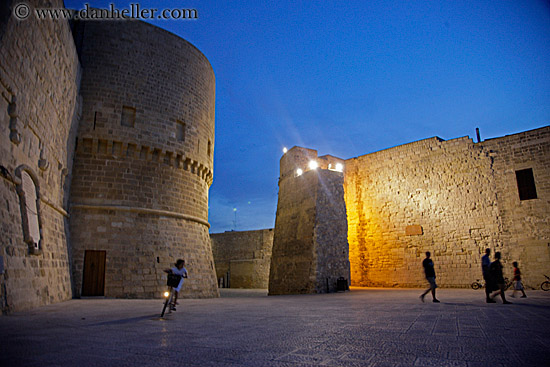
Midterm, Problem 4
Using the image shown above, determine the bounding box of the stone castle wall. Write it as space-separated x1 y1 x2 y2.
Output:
345 136 503 287
0 0 81 313
211 229 273 288
269 147 349 295
345 127 550 288
227 127 549 292
69 20 218 298
480 127 550 284
313 169 350 291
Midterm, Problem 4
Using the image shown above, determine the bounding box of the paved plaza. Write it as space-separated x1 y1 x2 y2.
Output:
1 287 549 366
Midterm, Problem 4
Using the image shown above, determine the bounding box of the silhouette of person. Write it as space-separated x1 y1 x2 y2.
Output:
489 252 511 304
420 251 440 303
482 248 495 303
511 261 527 298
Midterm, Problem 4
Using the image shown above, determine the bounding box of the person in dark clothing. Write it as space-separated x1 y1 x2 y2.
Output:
482 248 495 303
511 261 527 298
490 252 511 304
420 251 440 303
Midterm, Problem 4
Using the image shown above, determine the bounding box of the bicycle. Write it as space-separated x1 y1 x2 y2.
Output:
160 273 182 318
471 277 511 290
471 279 484 290
541 275 550 291
160 286 175 318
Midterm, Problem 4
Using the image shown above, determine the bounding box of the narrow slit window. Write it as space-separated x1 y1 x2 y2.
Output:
121 106 136 127
176 120 185 141
515 168 537 201
208 140 212 157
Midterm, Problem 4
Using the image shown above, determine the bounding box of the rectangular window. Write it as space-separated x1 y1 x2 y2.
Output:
176 120 186 141
121 106 136 127
208 140 212 157
515 168 537 201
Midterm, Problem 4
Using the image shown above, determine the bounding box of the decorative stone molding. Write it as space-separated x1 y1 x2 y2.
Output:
76 136 213 186
70 203 210 228
14 165 43 255
38 144 49 171
8 95 21 145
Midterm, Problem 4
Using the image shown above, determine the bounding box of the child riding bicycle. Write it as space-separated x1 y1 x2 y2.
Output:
164 259 188 311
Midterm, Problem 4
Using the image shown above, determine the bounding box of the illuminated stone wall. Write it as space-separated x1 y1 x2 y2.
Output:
0 0 80 313
479 127 550 285
211 229 274 288
345 126 550 288
269 147 349 295
69 19 218 299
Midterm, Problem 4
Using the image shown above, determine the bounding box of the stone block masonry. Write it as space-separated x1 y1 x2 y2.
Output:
269 147 350 295
1 0 218 313
245 127 549 292
69 19 218 299
480 127 550 285
345 126 550 288
211 229 274 289
0 0 80 313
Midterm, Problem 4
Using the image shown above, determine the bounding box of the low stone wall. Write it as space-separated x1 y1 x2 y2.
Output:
211 229 273 288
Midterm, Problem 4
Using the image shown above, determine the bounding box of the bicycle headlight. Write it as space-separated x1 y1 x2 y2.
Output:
163 291 170 298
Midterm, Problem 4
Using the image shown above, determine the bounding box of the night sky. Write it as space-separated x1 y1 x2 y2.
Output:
64 0 550 233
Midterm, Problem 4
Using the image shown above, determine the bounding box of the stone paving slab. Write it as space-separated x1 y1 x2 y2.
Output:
1 287 549 366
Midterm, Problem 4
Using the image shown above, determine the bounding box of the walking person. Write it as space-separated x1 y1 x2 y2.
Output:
420 251 440 303
489 252 511 304
511 261 527 298
482 248 495 303
164 259 188 311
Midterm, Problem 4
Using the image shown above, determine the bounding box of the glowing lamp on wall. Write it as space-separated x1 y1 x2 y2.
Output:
296 168 303 176
308 161 318 170
283 147 288 154
335 163 344 172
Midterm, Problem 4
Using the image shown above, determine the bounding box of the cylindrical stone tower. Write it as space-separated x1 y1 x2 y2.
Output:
69 20 218 298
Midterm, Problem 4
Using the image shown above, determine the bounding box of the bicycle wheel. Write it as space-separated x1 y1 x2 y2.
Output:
541 281 550 292
160 289 173 317
471 282 481 290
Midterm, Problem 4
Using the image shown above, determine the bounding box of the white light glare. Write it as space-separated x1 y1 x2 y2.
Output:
283 147 288 154
308 160 318 170
335 163 344 172
163 291 170 298
296 168 303 176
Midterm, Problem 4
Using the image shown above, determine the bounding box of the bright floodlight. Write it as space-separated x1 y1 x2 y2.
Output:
296 168 303 176
308 160 318 170
283 147 288 154
335 163 344 172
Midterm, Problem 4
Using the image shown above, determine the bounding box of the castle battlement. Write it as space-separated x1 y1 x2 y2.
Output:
76 137 213 185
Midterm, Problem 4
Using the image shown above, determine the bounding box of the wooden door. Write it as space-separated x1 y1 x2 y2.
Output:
82 250 106 296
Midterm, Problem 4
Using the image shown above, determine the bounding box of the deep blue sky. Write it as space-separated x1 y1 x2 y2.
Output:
64 0 550 233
